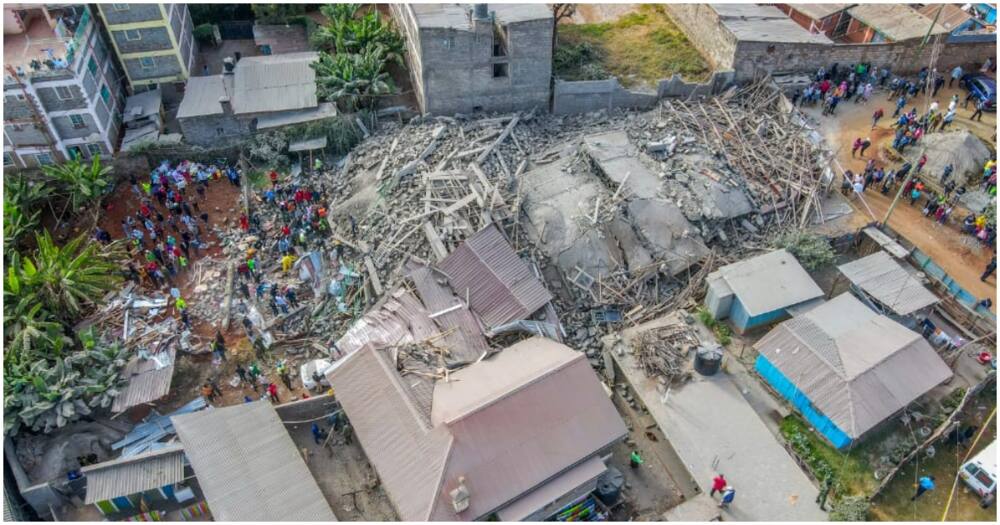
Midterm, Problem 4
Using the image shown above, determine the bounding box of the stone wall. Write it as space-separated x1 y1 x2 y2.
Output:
552 71 736 115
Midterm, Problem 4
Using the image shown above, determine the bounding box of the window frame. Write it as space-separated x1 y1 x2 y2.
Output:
69 114 87 129
35 152 54 166
55 85 74 100
139 57 156 70
87 143 103 156
124 29 142 41
113 4 130 12
3 152 14 167
100 85 111 105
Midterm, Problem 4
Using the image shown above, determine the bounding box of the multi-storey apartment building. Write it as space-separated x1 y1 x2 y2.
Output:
96 3 194 91
3 4 126 169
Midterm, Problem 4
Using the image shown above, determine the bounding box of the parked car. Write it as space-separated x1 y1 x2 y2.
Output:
959 440 996 505
961 74 997 111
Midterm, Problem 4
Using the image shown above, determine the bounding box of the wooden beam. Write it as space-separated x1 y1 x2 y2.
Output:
364 256 383 296
423 221 449 261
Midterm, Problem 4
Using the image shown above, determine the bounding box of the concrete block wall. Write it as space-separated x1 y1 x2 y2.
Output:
99 3 162 25
552 71 736 115
662 4 738 71
112 26 174 54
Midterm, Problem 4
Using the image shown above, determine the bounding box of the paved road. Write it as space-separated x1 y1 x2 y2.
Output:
610 330 828 522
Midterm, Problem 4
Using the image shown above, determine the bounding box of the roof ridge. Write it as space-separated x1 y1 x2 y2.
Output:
441 351 584 426
786 318 847 379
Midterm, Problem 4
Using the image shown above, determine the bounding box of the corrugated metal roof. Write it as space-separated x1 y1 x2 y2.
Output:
496 455 606 521
231 52 318 115
176 75 226 119
82 446 185 504
437 224 552 329
791 4 855 21
330 338 625 522
328 345 453 522
718 249 824 316
754 294 952 438
123 89 162 123
256 102 338 130
916 3 976 31
407 263 491 363
847 4 949 41
171 402 337 521
112 344 178 412
838 251 939 316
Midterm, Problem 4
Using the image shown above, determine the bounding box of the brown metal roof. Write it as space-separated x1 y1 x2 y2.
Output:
916 3 975 32
330 337 626 521
438 224 553 329
407 263 491 363
847 4 950 41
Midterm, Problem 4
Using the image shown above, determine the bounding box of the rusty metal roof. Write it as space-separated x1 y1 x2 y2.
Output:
330 337 626 521
438 224 553 329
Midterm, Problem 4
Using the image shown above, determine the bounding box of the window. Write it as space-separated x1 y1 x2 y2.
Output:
3 153 13 167
443 36 454 49
113 4 130 12
492 63 508 78
55 86 74 100
68 146 83 160
100 85 111 105
14 94 25 101
88 57 97 75
70 114 87 129
35 153 54 166
87 143 103 156
139 57 155 70
124 29 142 41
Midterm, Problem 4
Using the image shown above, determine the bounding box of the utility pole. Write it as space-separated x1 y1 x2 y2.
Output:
881 5 945 227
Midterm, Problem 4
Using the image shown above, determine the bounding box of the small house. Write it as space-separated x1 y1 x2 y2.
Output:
703 249 824 333
837 250 939 319
841 4 949 43
754 294 953 448
82 446 196 520
775 4 855 38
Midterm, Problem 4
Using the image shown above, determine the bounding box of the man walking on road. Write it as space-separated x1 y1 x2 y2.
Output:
711 474 728 497
911 476 935 501
982 256 996 282
950 65 963 87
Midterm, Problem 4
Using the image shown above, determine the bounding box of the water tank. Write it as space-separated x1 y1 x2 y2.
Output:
694 345 724 376
595 467 624 506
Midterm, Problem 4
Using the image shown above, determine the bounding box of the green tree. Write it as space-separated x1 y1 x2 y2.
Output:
312 46 394 110
42 155 112 213
5 231 124 323
252 3 307 23
3 177 55 254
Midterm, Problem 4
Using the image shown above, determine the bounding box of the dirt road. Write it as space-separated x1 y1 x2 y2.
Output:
799 83 997 310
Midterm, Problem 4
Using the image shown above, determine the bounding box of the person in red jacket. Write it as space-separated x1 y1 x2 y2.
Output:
239 214 249 232
269 170 279 187
710 473 727 498
267 382 279 403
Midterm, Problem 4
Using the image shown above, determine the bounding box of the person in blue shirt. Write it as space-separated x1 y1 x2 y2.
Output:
911 476 935 501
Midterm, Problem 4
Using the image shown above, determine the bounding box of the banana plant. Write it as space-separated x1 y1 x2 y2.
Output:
41 154 112 213
313 46 394 111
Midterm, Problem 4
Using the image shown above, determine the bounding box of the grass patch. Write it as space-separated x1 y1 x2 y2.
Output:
779 415 878 498
696 307 732 346
554 4 710 88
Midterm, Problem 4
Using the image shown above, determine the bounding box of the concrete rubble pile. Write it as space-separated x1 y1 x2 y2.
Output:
309 78 829 371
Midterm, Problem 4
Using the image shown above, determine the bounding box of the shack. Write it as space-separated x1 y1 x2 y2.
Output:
703 249 824 333
81 446 194 520
753 294 953 449
837 250 939 318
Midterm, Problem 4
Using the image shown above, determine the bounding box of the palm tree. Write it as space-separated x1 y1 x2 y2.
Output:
5 231 124 322
313 47 394 111
42 154 112 214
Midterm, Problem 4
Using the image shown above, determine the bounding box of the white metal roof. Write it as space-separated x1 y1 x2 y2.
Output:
838 251 939 316
82 446 185 504
754 294 952 439
123 89 162 123
171 402 337 521
176 75 226 119
231 52 319 115
718 249 824 316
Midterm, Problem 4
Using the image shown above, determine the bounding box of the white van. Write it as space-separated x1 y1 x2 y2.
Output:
959 440 997 500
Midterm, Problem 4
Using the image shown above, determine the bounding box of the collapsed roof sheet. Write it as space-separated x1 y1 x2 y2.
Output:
437 224 552 328
754 294 952 438
112 344 177 413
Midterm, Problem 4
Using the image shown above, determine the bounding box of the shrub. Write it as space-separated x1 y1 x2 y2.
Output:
192 23 216 46
776 231 836 271
830 496 870 521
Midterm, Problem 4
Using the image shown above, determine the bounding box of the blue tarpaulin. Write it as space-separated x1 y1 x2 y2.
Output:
755 355 853 449
113 397 207 454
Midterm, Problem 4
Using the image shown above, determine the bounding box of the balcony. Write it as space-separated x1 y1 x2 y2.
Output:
3 5 89 85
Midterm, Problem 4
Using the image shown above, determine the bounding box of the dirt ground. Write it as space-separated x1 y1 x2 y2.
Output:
799 82 997 311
